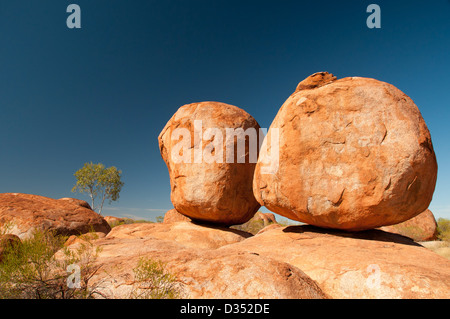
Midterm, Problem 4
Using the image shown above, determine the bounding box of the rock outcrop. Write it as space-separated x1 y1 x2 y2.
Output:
379 209 438 241
58 198 92 209
106 221 252 250
223 225 450 298
103 216 125 226
163 208 192 224
253 72 438 231
159 101 261 226
64 232 106 247
56 216 450 299
4 71 444 299
74 223 327 299
0 193 111 239
256 212 277 226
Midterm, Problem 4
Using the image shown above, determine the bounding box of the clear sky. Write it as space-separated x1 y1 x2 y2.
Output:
1 0 449 221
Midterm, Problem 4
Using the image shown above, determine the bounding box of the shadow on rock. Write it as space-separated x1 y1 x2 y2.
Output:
282 224 422 247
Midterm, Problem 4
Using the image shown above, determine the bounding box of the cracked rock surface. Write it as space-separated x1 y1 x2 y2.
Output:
253 72 438 231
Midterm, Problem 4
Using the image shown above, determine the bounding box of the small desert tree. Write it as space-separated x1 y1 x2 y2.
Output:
72 162 124 215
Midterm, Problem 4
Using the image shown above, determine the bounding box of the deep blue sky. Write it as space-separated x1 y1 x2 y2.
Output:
1 0 449 221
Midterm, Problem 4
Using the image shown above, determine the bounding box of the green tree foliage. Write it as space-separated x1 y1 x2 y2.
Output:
155 216 164 223
72 162 124 215
437 218 450 241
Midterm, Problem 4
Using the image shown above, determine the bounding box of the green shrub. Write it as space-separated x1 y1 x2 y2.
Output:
0 230 102 299
437 218 450 242
130 257 181 299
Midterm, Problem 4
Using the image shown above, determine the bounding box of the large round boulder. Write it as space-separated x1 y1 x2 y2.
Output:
0 193 111 238
253 72 438 231
163 208 192 224
58 197 92 209
379 209 438 242
158 102 261 225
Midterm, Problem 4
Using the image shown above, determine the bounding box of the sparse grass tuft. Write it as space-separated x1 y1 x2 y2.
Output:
130 257 182 299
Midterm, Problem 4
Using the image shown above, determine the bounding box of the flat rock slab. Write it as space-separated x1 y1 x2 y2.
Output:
106 221 252 250
78 225 327 299
222 225 450 298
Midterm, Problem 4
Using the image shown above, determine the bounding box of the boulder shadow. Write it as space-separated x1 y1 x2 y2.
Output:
282 224 422 247
190 220 254 238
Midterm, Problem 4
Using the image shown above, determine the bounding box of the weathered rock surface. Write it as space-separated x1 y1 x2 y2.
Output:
256 223 284 235
159 101 261 226
256 212 277 226
163 208 192 224
253 72 438 231
106 221 252 250
420 241 450 260
231 211 279 235
58 198 92 209
103 216 125 226
0 193 111 239
80 230 327 299
379 209 438 241
58 218 450 299
222 225 450 299
64 232 106 247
